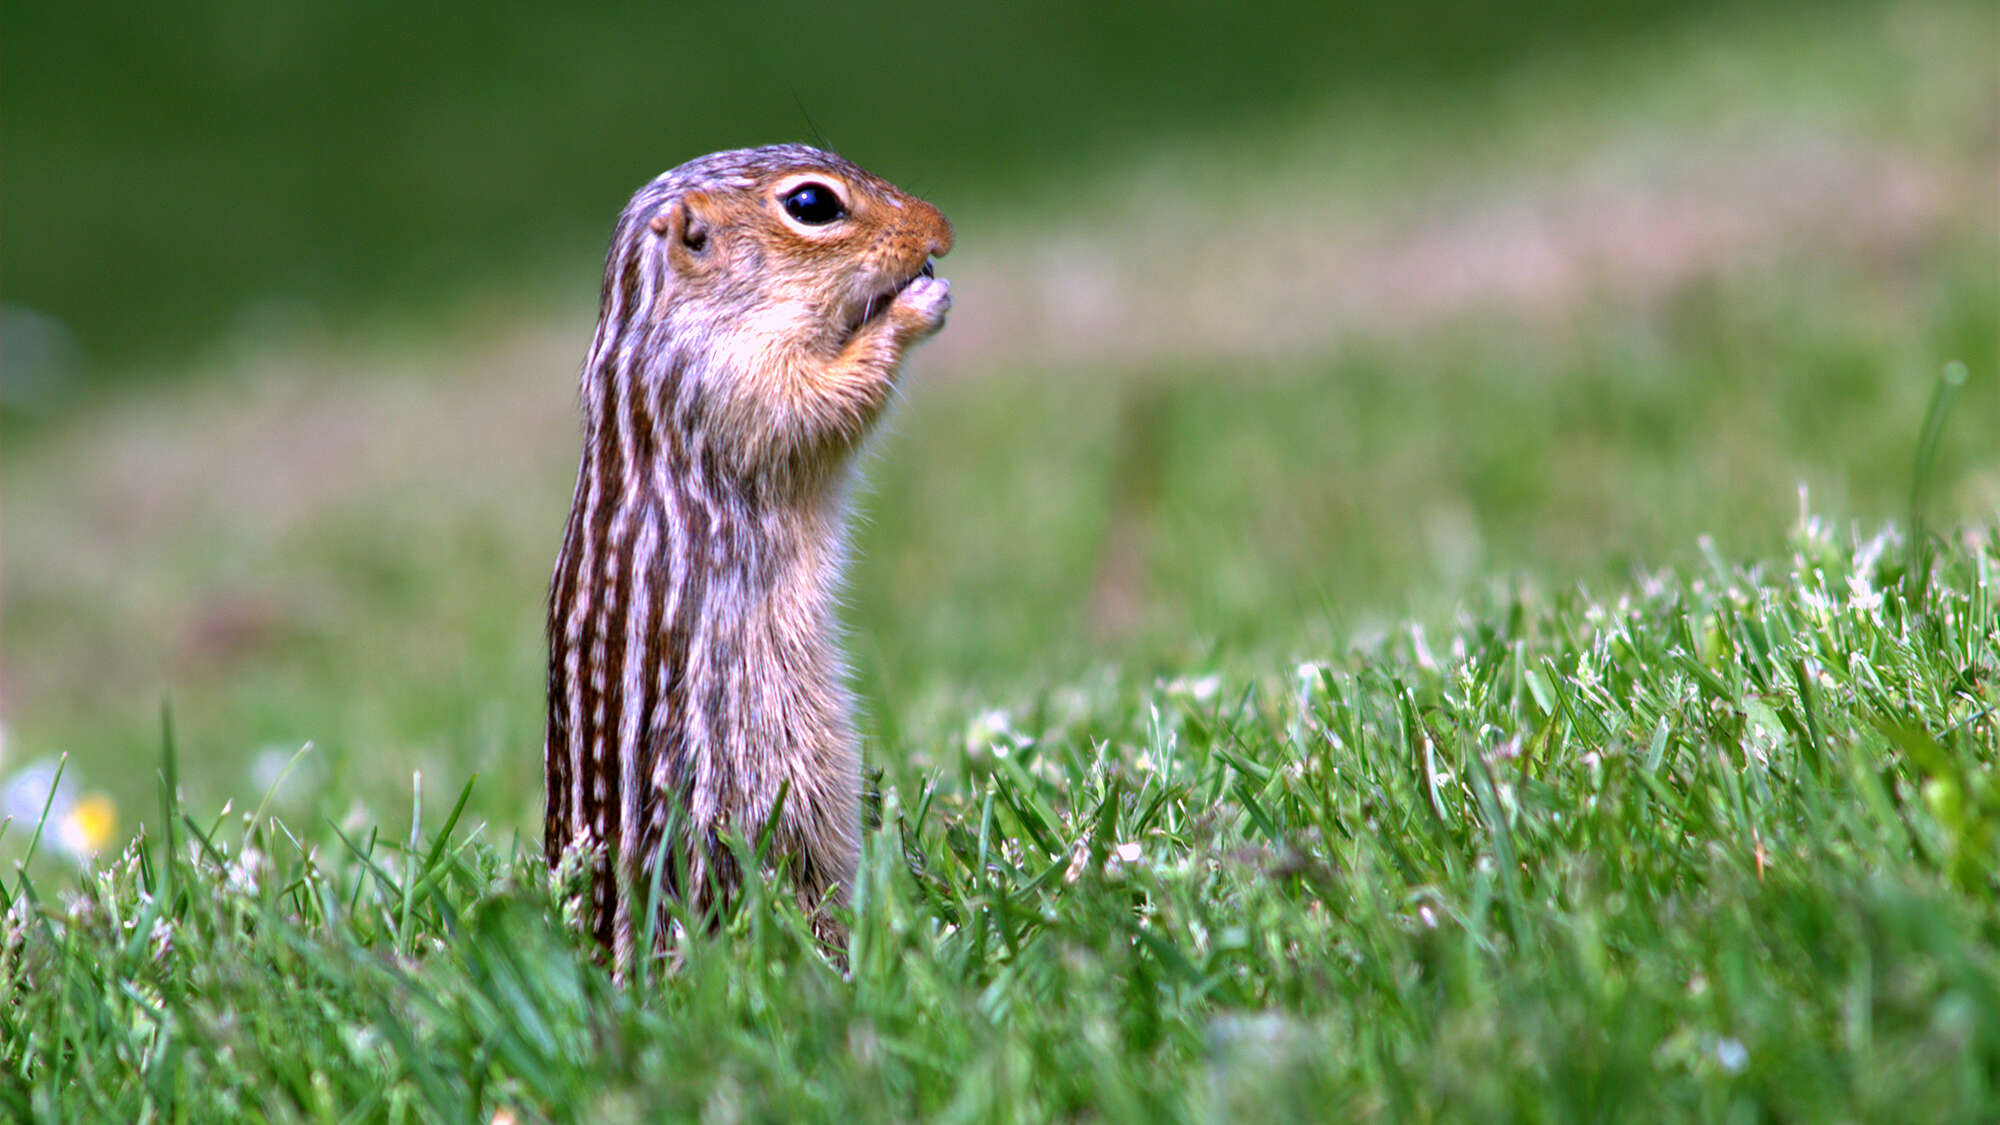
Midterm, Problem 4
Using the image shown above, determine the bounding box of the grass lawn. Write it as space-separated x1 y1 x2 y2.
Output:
4 516 1996 1120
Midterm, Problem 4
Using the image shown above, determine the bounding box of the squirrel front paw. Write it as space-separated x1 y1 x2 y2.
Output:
891 275 952 339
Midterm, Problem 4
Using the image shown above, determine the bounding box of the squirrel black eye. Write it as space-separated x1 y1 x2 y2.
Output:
781 182 847 225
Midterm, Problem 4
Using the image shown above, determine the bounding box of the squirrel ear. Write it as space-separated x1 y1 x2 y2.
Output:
654 195 711 267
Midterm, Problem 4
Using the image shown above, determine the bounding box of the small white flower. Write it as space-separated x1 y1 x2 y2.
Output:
1162 675 1221 704
1576 662 1601 692
1063 838 1089 885
1853 529 1893 575
227 848 268 895
1846 570 1883 615
1410 625 1437 671
964 709 1016 759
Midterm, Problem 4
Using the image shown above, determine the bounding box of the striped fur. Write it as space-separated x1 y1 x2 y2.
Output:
545 146 952 963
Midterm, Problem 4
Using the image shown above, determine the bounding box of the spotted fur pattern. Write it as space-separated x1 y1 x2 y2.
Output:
545 146 952 962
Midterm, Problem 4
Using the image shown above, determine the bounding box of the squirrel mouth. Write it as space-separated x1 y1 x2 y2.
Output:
843 258 938 339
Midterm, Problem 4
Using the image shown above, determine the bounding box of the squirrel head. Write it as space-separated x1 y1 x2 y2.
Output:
648 148 952 358
587 145 953 486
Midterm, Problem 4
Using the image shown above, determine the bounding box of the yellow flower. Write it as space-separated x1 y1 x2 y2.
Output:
62 792 119 856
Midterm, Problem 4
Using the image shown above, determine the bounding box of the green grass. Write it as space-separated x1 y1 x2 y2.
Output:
4 516 1995 1121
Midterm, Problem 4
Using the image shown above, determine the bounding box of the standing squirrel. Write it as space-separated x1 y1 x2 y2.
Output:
544 145 953 962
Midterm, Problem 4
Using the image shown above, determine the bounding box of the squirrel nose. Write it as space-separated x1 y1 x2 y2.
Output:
922 204 954 258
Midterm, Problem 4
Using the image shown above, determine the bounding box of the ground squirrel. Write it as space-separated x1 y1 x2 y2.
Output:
544 145 952 962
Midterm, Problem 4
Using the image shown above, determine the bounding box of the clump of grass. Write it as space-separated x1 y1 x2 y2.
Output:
4 518 1996 1121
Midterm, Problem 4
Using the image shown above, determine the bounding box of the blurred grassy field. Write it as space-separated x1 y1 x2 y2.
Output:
2 0 1882 372
2 0 1995 849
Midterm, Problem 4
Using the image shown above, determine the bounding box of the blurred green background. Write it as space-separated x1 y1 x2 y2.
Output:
3 0 1993 850
3 0 1879 374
